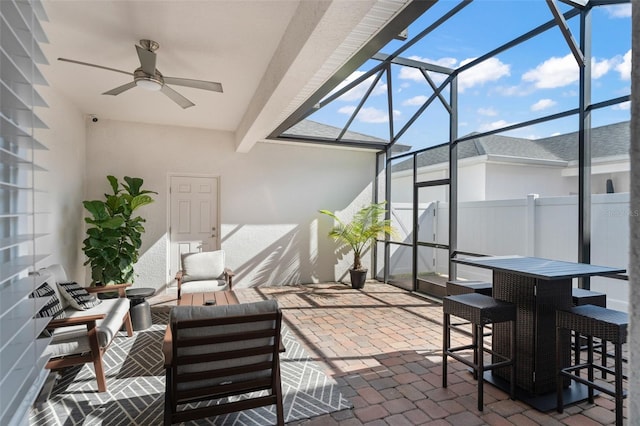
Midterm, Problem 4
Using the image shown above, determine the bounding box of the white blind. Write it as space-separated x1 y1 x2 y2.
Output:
0 1 51 424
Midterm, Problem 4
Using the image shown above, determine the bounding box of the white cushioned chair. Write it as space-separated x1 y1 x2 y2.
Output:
164 300 283 425
176 250 234 299
39 264 133 392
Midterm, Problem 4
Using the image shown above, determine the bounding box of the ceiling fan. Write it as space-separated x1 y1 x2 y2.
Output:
58 39 223 109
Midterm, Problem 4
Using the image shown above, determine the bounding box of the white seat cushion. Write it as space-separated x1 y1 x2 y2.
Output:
180 280 228 295
180 250 225 282
46 298 130 357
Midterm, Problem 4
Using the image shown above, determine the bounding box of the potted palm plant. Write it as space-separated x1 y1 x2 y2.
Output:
320 202 396 289
83 175 157 286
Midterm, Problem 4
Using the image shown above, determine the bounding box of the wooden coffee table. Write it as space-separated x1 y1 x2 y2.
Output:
162 291 239 366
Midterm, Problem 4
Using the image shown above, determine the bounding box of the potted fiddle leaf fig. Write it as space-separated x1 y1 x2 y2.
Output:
320 202 396 289
82 175 157 286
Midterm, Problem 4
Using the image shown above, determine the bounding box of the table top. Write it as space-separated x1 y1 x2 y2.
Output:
125 287 156 298
452 255 626 280
178 291 239 306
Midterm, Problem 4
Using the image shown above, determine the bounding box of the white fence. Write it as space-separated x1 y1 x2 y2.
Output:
386 192 630 312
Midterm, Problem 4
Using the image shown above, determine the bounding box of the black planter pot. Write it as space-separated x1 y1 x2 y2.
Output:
349 269 367 289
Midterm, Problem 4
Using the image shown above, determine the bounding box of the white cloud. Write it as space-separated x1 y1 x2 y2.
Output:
531 98 557 111
592 57 617 79
606 4 631 18
616 50 631 81
493 85 530 97
478 120 511 132
328 71 387 102
402 95 427 106
458 57 510 92
477 107 498 116
522 54 579 88
338 105 356 115
337 106 399 123
522 54 620 89
612 101 630 111
396 55 509 93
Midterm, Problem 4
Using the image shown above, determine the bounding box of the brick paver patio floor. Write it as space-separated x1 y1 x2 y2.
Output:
154 282 627 425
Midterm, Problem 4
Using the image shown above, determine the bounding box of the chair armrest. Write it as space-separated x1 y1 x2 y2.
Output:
86 283 131 297
46 314 106 329
176 271 184 299
224 268 235 289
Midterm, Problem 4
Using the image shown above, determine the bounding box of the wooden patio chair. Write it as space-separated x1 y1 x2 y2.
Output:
176 250 234 299
164 300 284 425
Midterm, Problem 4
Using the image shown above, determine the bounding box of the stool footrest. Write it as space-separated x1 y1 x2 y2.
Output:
447 343 475 353
561 363 616 377
560 367 627 399
445 349 513 372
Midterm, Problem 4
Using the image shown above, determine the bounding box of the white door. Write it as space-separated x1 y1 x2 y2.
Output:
169 175 219 279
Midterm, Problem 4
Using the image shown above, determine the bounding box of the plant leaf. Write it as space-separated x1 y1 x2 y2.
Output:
107 175 119 194
123 176 143 195
131 194 154 211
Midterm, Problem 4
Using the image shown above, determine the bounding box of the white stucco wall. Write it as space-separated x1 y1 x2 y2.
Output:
34 86 87 281
485 161 571 199
85 119 376 292
458 159 486 201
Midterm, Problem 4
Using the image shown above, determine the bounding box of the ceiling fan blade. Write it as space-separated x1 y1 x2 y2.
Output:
160 85 195 109
164 77 223 93
135 45 157 75
58 58 133 76
103 81 137 96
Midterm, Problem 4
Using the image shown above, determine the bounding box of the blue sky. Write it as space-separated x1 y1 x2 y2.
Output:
306 1 631 152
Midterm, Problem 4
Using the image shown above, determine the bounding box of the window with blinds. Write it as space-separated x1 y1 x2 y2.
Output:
0 1 51 424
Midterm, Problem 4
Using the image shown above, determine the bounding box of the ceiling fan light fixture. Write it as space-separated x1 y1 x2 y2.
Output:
135 77 162 91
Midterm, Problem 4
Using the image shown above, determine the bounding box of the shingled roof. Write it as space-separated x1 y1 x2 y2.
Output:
393 121 629 171
283 119 387 144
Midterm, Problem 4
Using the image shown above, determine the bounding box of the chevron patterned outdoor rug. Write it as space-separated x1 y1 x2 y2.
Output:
30 310 351 425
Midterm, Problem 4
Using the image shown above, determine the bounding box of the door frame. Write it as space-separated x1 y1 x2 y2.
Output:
166 173 221 283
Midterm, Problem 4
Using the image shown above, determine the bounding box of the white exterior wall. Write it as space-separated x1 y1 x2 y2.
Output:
458 159 486 201
485 161 572 199
85 119 375 291
390 169 413 202
34 86 87 281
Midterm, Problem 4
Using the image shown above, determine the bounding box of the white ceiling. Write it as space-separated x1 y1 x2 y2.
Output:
40 0 409 152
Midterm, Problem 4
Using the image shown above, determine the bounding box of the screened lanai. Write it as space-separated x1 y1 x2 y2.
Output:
270 0 632 310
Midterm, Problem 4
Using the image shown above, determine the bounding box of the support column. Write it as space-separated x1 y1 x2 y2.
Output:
627 2 640 423
526 194 539 256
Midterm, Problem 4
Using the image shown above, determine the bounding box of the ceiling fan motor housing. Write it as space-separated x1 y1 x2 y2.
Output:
139 39 159 52
134 68 163 90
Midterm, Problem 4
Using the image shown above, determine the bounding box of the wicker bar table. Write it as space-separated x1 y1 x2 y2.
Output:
452 255 625 411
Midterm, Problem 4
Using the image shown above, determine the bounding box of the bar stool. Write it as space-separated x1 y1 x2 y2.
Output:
446 281 494 337
571 288 607 375
572 288 606 307
443 293 517 411
446 280 493 296
556 305 627 426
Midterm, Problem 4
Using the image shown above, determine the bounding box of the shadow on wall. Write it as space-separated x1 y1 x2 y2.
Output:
219 218 363 288
226 225 321 287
